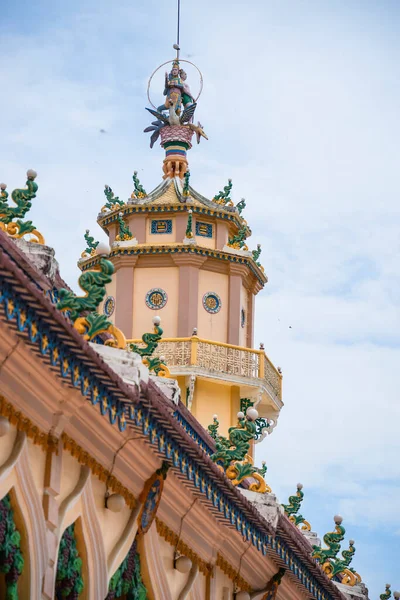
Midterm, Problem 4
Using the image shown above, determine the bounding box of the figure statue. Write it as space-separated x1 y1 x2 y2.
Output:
179 69 194 108
157 60 184 115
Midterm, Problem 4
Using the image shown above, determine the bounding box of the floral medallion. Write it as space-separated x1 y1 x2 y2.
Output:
202 292 221 314
103 296 115 317
145 288 168 310
138 462 170 535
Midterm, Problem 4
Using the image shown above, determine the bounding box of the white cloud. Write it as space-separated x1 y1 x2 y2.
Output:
1 0 399 595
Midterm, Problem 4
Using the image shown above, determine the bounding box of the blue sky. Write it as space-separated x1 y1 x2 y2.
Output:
1 0 399 595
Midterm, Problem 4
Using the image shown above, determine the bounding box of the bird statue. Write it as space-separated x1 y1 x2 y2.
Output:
146 101 197 127
144 102 205 147
188 121 208 143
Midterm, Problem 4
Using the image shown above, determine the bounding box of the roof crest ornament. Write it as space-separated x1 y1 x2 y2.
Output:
281 483 311 531
207 410 270 494
131 171 147 199
0 170 45 244
81 229 99 259
57 249 126 348
102 185 125 213
312 515 345 564
213 179 233 206
129 316 170 377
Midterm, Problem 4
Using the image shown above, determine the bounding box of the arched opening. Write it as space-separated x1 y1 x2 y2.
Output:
55 518 88 600
106 533 149 600
0 489 30 599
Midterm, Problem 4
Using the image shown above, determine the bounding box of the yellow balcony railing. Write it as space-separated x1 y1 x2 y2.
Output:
127 336 282 401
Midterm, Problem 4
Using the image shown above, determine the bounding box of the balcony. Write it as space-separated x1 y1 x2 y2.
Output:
127 336 282 407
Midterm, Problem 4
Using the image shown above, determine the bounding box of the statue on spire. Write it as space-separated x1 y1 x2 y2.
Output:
144 50 207 179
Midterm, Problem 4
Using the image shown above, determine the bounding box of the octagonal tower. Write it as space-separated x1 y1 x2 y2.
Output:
78 55 282 438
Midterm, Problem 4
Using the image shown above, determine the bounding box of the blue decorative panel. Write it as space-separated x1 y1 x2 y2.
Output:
145 288 168 310
202 292 221 314
103 296 115 317
241 308 246 328
151 219 172 234
195 221 213 238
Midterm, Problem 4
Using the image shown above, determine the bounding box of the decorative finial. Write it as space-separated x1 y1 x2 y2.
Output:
192 327 198 336
102 185 125 212
228 224 249 250
145 51 206 177
56 259 126 348
131 171 147 199
213 179 233 206
236 198 246 215
252 244 262 267
183 170 190 197
259 342 265 350
0 169 44 244
282 483 311 531
312 515 346 564
129 318 170 377
81 229 99 258
185 209 193 239
116 212 133 241
208 412 271 493
380 585 392 600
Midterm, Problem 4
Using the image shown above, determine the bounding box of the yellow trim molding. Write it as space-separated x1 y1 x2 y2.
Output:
216 553 251 592
155 517 213 576
0 395 58 453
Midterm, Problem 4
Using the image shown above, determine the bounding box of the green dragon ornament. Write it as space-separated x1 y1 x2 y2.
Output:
322 540 361 586
252 243 262 266
312 515 345 564
380 585 392 600
235 198 246 215
185 209 193 239
228 225 249 250
56 256 126 348
81 229 99 258
213 179 233 206
131 171 147 199
130 317 170 377
116 212 133 241
208 411 270 493
183 171 190 197
282 483 311 531
0 169 45 244
102 185 125 212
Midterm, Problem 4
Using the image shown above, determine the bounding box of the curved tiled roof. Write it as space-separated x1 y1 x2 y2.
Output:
0 229 345 600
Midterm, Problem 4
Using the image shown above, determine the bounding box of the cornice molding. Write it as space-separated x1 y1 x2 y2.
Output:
79 245 267 285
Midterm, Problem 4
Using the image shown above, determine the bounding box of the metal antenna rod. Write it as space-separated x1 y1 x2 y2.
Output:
176 0 181 59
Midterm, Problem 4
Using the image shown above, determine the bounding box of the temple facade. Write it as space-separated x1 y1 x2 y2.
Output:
0 48 397 600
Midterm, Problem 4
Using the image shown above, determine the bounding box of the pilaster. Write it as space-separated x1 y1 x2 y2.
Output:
172 254 207 337
114 256 138 337
42 437 63 600
228 264 248 346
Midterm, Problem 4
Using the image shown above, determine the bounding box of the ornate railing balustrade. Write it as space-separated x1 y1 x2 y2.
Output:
127 336 282 401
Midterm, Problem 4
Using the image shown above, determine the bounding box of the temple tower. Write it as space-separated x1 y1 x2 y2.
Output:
78 56 282 437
